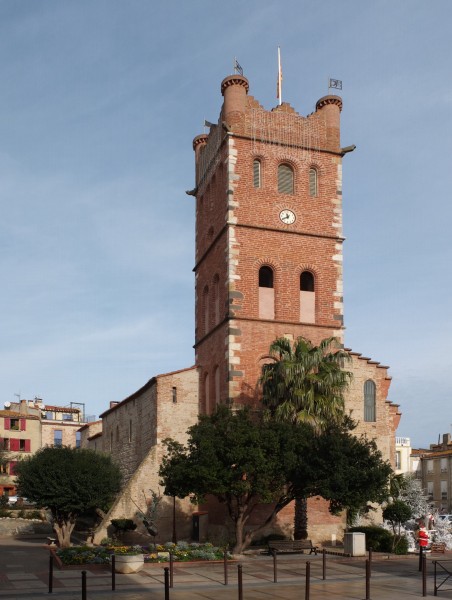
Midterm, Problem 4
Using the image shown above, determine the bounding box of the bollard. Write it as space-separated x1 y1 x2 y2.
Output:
48 554 53 594
365 559 371 600
224 550 228 586
169 552 174 588
368 546 373 577
238 564 243 600
164 567 170 600
434 560 438 597
273 550 278 583
419 545 423 572
422 554 427 597
81 570 87 600
111 554 116 591
322 548 326 580
305 561 310 600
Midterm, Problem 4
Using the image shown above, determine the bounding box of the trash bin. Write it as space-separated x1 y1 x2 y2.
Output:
344 532 366 556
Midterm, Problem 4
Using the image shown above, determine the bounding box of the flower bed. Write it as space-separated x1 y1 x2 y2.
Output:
56 542 230 566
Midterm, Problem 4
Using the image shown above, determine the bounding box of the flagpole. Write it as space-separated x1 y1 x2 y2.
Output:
278 47 282 105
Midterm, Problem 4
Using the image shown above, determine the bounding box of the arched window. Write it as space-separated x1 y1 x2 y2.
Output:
214 366 220 406
278 163 294 194
253 159 261 188
213 275 220 325
309 167 318 197
364 380 376 422
203 285 209 335
300 271 315 323
259 266 275 319
204 373 210 414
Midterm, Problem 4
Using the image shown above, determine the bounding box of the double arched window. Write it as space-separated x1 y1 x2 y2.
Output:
278 163 294 194
300 271 315 323
364 380 376 422
258 266 275 319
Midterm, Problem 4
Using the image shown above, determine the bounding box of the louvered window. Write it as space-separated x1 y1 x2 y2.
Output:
364 380 376 422
253 159 261 188
309 168 318 196
278 164 294 194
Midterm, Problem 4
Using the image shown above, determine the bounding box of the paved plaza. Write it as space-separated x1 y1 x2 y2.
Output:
1 537 451 599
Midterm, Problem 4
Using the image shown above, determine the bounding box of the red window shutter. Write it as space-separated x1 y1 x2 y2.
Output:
4 418 10 430
25 439 31 452
9 461 17 475
10 438 19 451
20 419 26 431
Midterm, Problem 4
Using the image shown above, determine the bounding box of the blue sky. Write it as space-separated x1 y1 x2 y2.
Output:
1 1 451 448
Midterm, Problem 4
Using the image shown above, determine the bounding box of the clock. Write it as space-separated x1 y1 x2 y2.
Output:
279 209 296 225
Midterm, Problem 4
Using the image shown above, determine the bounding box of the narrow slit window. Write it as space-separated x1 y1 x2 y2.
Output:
278 164 294 194
364 380 376 422
253 159 261 188
259 266 273 288
309 168 318 197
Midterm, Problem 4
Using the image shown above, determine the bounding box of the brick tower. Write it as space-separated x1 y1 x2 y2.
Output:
192 73 349 413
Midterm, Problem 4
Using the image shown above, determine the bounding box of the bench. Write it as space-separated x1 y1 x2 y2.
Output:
431 542 446 553
268 539 318 555
46 537 56 546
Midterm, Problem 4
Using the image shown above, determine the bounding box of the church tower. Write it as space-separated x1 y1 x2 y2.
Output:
192 73 350 413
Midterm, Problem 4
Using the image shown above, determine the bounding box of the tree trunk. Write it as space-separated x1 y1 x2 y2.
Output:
54 519 76 548
294 497 308 540
232 513 246 554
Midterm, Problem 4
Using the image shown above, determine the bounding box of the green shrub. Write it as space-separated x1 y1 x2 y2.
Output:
111 518 137 532
393 535 409 555
349 526 393 552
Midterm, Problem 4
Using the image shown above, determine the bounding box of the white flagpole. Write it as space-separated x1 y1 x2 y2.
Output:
277 46 282 105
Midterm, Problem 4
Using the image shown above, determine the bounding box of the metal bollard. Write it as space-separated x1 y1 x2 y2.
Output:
368 546 373 577
238 564 243 600
322 548 326 580
111 554 116 591
48 554 53 594
422 554 427 597
81 570 87 600
164 567 170 600
305 561 310 600
169 552 174 588
224 550 228 586
365 559 371 600
419 545 423 572
273 550 278 583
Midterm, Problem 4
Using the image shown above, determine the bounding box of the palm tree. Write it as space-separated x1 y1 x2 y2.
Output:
260 336 352 539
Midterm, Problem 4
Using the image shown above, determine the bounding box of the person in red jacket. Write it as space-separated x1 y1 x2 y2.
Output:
418 524 429 549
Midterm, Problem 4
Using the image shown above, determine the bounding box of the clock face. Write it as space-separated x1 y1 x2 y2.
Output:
279 209 296 225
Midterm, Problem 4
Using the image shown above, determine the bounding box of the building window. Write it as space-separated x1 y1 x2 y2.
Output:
213 275 220 325
172 387 177 403
300 271 315 323
309 167 318 196
253 159 261 188
427 481 433 500
10 418 20 431
63 413 73 421
258 266 275 320
441 458 448 473
0 463 7 474
54 430 63 448
395 451 401 470
364 380 376 422
441 480 448 500
19 439 30 452
278 163 294 194
427 460 434 474
203 285 210 336
214 366 220 406
46 411 53 420
76 432 81 449
204 373 210 414
2 438 9 451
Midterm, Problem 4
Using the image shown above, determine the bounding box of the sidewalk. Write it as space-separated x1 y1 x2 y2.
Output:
0 536 450 599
